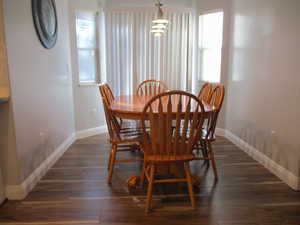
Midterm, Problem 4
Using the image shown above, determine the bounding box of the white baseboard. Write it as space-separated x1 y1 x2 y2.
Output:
216 128 300 191
5 133 76 200
215 127 226 137
76 125 108 140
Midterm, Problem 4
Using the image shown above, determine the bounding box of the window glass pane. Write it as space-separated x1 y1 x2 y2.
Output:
199 12 223 48
78 50 97 83
199 11 223 83
202 49 222 83
76 12 97 49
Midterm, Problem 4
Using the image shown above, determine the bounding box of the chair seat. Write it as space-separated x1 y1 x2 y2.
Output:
121 120 141 129
111 125 142 144
119 129 142 139
170 125 216 142
145 154 195 162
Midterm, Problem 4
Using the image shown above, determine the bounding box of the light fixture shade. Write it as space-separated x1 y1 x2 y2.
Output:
150 29 165 33
152 19 169 24
154 33 162 37
152 24 167 29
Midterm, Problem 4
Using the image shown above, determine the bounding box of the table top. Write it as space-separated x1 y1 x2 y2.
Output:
110 95 215 120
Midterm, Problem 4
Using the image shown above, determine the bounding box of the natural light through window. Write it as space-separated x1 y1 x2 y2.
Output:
199 11 224 83
76 11 100 84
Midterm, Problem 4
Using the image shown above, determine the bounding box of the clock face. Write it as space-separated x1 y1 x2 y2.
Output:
32 0 58 49
40 0 56 37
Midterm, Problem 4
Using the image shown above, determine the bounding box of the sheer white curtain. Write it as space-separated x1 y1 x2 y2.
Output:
104 8 196 96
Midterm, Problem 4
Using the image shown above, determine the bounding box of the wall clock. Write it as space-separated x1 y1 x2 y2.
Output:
32 0 58 49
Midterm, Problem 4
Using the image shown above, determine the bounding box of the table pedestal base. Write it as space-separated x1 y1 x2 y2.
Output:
126 174 201 188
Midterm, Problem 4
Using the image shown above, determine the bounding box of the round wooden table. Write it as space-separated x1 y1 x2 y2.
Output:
110 95 215 120
110 95 215 187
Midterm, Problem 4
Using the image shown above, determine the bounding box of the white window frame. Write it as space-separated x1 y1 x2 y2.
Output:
75 10 101 86
198 10 224 84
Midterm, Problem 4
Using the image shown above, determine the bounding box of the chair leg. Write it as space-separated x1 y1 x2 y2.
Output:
108 144 117 184
107 147 113 171
208 142 218 180
145 164 155 213
184 162 196 209
140 160 146 187
195 141 200 155
202 141 209 163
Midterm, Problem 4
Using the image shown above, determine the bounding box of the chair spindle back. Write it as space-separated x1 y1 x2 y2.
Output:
101 84 115 106
141 91 205 158
198 82 213 104
99 84 121 140
205 84 225 139
136 80 169 96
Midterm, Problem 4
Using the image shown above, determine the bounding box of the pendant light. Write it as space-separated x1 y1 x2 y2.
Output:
151 0 169 37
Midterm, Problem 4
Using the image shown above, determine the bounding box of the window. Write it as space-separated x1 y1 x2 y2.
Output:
76 11 100 84
199 11 224 83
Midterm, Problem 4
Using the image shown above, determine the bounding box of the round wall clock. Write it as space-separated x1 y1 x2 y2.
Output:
32 0 58 49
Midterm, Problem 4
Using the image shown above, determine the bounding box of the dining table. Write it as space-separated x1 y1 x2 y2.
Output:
110 94 216 187
110 95 215 120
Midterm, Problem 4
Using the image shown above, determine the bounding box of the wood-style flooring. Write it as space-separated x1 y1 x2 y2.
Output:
0 134 300 225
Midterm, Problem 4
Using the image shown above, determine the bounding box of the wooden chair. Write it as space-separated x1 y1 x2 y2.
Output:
195 84 225 179
99 84 143 184
136 80 169 96
140 91 205 213
198 82 213 104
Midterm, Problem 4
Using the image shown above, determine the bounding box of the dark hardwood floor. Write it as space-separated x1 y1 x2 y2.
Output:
0 134 299 225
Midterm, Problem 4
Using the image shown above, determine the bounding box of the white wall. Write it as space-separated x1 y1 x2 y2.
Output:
226 0 300 177
4 0 75 182
0 0 19 195
69 0 106 133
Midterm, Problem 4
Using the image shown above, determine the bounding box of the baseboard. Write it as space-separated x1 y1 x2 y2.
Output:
217 128 300 191
76 125 108 140
5 133 76 200
215 128 226 137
